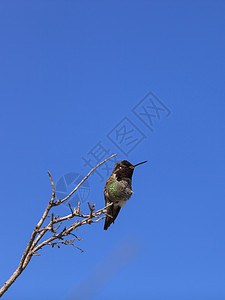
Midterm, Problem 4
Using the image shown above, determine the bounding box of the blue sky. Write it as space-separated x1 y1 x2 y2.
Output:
0 1 225 299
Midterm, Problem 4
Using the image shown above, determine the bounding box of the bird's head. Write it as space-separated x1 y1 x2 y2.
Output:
113 160 147 180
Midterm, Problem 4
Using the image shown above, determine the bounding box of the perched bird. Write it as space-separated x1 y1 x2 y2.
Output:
104 160 147 230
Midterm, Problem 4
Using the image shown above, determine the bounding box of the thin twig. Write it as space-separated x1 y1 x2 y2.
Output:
68 201 73 215
59 154 117 205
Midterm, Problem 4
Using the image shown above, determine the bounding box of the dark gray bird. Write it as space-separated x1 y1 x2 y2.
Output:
104 160 147 230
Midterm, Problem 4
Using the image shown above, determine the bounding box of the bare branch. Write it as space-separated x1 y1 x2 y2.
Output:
0 154 117 297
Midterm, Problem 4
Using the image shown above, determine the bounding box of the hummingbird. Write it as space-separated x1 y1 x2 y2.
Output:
104 160 147 230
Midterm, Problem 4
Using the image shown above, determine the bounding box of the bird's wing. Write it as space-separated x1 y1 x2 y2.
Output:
104 177 121 230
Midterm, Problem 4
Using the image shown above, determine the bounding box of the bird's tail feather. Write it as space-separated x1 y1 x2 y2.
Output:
104 205 121 230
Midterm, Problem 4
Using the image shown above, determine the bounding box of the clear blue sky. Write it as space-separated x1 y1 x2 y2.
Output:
0 1 225 299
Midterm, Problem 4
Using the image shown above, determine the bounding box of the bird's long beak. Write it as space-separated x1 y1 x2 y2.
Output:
131 161 147 169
